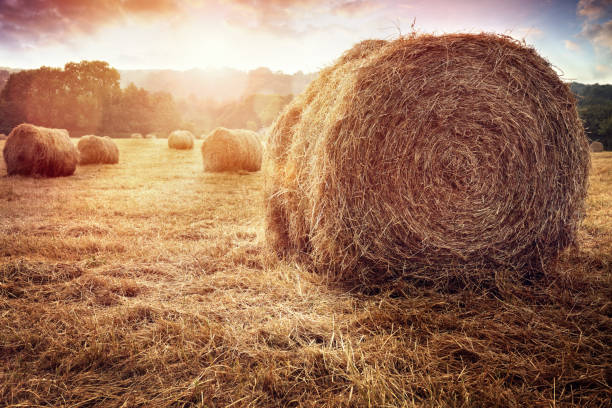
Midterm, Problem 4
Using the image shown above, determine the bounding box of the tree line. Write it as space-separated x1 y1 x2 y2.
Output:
0 61 181 136
571 82 612 150
0 61 294 137
1 62 610 149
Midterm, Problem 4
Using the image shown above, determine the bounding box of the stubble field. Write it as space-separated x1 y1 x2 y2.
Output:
0 139 610 407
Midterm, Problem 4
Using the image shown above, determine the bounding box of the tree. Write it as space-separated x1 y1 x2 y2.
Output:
149 91 180 134
572 82 612 150
0 70 37 132
0 61 181 136
63 61 120 132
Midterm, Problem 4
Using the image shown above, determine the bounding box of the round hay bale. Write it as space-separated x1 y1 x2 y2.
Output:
3 123 79 177
201 127 262 172
590 141 604 152
195 133 204 140
144 133 157 139
0 133 7 140
265 34 590 281
130 133 143 139
168 130 195 150
77 135 119 165
103 136 119 161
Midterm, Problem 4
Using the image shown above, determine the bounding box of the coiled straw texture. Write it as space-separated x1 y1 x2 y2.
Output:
265 34 590 282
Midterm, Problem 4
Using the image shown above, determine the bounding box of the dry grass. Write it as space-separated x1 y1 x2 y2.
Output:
0 140 610 407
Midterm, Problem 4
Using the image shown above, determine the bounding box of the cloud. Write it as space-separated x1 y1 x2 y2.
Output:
576 1 612 81
333 0 383 17
220 0 386 34
564 39 581 52
582 19 612 51
577 1 612 51
123 0 178 13
577 0 612 20
0 0 180 47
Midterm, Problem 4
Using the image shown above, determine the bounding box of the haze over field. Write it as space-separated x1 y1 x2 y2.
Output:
0 0 611 84
1 1 611 407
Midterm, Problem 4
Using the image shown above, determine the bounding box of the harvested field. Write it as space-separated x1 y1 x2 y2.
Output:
0 140 610 407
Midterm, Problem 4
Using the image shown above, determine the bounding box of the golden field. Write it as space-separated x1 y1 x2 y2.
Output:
0 139 610 407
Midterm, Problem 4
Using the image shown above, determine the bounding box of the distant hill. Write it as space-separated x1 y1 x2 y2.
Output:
119 67 316 103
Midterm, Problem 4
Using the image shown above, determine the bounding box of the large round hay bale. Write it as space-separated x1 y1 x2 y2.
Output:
144 133 157 139
590 141 604 152
168 130 194 150
77 135 119 165
3 123 79 177
265 34 590 281
0 133 7 140
201 127 262 172
130 133 143 139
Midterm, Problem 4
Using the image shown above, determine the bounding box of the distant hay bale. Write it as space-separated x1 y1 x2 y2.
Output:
3 123 79 177
168 130 194 150
144 133 157 139
590 141 604 152
131 133 143 139
265 34 590 281
77 135 119 165
201 127 263 172
104 136 119 160
0 133 7 140
195 133 204 140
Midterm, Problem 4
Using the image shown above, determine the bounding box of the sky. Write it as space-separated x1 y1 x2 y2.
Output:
0 0 611 83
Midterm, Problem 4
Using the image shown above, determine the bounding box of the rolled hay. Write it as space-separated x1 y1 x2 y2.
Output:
590 141 604 152
77 135 119 165
130 133 143 139
0 133 7 140
265 34 590 281
144 133 157 139
3 123 79 177
201 127 262 172
168 130 195 150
